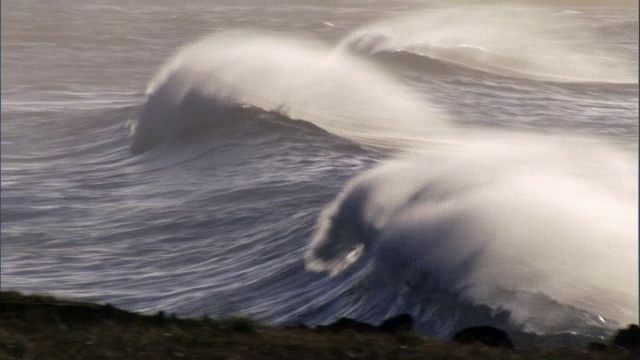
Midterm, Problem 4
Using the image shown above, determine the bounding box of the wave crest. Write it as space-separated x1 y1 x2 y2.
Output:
130 32 447 153
339 7 638 83
306 134 638 332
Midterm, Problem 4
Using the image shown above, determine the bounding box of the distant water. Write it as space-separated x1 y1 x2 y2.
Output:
2 0 638 344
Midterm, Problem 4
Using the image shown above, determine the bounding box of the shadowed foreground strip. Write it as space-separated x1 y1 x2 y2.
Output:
0 291 634 360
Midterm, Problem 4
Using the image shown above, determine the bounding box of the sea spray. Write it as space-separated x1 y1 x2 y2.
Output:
306 132 638 332
339 6 638 83
130 31 448 153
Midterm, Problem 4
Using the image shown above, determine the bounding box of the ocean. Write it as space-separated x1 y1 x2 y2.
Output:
2 0 638 344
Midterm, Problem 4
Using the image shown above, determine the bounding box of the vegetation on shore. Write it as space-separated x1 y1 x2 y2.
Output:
0 291 635 359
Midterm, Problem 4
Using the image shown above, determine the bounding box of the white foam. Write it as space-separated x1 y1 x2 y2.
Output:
132 31 448 153
306 132 638 328
339 7 638 83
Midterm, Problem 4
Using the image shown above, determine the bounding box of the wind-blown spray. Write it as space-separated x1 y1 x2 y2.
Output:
130 31 447 153
339 6 637 83
306 133 638 332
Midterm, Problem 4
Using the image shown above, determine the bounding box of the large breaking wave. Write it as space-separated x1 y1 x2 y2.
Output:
306 133 638 333
129 32 447 154
126 11 637 341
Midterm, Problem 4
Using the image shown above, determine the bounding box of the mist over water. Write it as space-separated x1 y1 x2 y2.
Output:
306 133 638 331
3 0 637 344
133 32 447 153
340 6 638 83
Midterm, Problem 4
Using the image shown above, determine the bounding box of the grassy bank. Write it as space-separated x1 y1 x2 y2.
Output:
0 291 633 359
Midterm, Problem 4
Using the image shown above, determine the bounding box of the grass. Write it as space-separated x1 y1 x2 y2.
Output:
0 290 635 359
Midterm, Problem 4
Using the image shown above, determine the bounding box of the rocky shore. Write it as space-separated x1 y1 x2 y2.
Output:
1 291 637 359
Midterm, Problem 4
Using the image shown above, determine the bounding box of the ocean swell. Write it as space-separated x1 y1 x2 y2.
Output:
306 134 638 334
339 7 638 83
130 32 447 154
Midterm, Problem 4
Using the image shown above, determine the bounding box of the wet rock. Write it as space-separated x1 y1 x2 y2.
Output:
613 324 640 350
315 314 415 335
587 342 608 352
379 314 414 334
452 326 514 350
317 318 379 333
282 323 310 331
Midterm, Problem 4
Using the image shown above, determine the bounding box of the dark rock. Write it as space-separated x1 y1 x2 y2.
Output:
283 323 310 331
613 324 640 350
316 314 414 335
587 342 608 352
379 314 414 334
317 318 379 333
452 326 514 350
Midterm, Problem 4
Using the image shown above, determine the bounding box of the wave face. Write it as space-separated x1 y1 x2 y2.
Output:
339 7 638 83
306 134 638 334
130 32 447 154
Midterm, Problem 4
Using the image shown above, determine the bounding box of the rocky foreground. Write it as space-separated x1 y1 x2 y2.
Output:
1 291 638 359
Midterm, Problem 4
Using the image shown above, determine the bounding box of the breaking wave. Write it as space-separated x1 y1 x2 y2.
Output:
129 32 448 154
123 15 637 341
306 133 638 334
339 7 638 83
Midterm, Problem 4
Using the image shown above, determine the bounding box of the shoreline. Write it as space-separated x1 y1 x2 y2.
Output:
1 290 635 359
